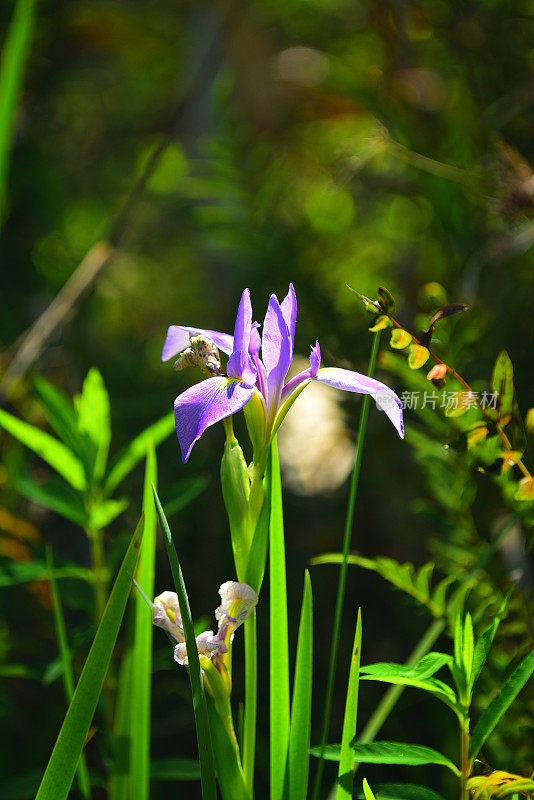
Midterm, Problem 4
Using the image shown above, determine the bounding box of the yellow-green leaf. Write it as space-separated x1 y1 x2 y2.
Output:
408 345 430 370
515 477 534 501
368 315 392 332
490 350 514 425
390 329 412 349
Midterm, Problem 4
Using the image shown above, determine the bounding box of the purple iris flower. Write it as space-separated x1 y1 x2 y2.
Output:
162 285 404 462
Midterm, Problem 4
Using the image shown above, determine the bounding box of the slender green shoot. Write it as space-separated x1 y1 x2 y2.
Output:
269 438 290 800
243 611 257 795
336 609 362 800
312 331 380 800
36 517 144 800
288 570 313 800
152 485 217 800
45 546 91 800
130 442 157 800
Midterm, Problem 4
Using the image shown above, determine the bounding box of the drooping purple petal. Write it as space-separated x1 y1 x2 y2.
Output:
280 284 297 359
227 289 257 384
162 325 233 361
315 367 404 438
174 376 256 462
262 294 293 414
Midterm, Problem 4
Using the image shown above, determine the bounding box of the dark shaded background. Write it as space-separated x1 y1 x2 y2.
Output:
1 0 533 797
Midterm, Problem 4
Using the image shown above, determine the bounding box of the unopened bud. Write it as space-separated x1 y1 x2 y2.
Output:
427 363 447 389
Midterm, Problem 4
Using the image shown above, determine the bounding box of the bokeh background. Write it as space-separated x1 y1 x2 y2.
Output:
1 0 533 797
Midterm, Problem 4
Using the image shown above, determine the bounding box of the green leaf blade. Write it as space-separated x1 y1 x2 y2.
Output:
0 408 87 490
336 609 362 800
351 742 460 774
130 443 158 800
469 649 534 761
35 518 144 800
289 570 313 800
269 438 290 800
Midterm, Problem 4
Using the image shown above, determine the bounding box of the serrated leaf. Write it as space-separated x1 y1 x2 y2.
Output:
469 649 534 761
390 329 412 349
408 345 429 370
354 783 447 800
377 286 395 314
490 351 514 425
75 368 111 481
0 409 87 490
368 315 392 332
359 665 457 709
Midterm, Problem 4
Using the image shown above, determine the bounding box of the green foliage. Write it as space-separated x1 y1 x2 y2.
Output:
336 609 362 800
288 570 313 800
312 740 460 774
35 517 144 800
151 486 217 800
355 784 447 800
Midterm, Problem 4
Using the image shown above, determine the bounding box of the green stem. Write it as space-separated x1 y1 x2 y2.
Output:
311 332 381 800
88 527 108 623
243 610 257 797
46 546 92 800
459 714 470 800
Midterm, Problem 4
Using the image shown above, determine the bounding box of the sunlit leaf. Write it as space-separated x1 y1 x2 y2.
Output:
0 409 87 490
514 476 534 501
88 499 129 531
362 778 377 800
355 783 446 800
14 475 88 526
336 609 362 800
408 345 429 370
390 329 412 349
368 314 392 332
289 570 313 800
74 368 111 481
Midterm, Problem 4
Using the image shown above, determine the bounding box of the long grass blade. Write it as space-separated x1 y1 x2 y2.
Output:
311 331 380 800
152 485 217 800
336 608 362 800
109 630 134 800
45 546 91 800
36 517 144 800
270 438 290 800
289 570 313 800
0 0 36 220
130 442 157 800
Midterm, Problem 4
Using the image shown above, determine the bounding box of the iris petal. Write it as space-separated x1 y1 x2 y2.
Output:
316 367 405 438
262 294 293 414
162 326 233 361
174 376 256 462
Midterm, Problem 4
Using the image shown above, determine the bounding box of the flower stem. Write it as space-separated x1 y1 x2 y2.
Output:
311 332 381 800
243 609 257 797
88 526 108 623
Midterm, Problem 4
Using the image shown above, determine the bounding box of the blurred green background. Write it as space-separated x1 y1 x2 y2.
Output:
0 0 533 796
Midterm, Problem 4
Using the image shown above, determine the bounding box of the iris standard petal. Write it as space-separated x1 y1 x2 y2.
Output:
227 289 257 384
162 325 233 361
262 294 293 412
174 376 256 462
315 367 405 438
309 340 321 377
280 283 297 359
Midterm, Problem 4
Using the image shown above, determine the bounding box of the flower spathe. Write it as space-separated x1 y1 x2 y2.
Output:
162 285 404 462
152 581 258 667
